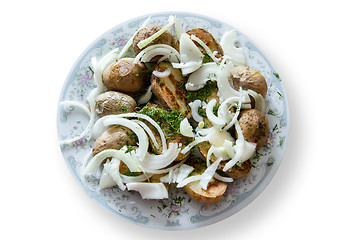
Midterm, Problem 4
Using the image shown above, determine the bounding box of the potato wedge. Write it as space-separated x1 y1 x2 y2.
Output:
151 62 191 118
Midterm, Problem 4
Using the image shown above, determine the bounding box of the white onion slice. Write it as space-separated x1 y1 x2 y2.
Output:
214 173 234 183
180 136 209 155
177 175 203 188
141 143 180 170
179 118 194 137
132 120 159 150
126 182 168 199
99 161 117 189
247 89 266 113
160 164 194 184
103 158 126 190
152 66 171 78
217 59 240 101
199 157 223 190
134 44 180 64
188 100 203 122
206 99 226 126
84 148 142 175
137 85 152 105
185 62 218 91
220 30 246 66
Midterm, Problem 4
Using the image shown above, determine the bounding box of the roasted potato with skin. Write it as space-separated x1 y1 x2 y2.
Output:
238 109 269 149
184 175 227 205
92 125 137 156
102 58 148 93
133 25 176 55
231 66 268 98
151 62 191 118
186 28 224 60
95 91 137 117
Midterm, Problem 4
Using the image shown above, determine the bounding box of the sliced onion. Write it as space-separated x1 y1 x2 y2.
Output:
103 158 126 190
126 182 168 199
214 173 234 183
119 173 152 183
185 62 218 91
132 120 159 150
99 160 116 189
220 30 246 66
134 44 180 64
180 136 209 155
144 158 187 174
141 142 180 170
84 148 142 175
179 118 194 137
206 99 226 126
176 175 203 188
152 66 171 78
137 85 152 105
188 100 203 122
160 164 193 184
217 59 240 101
199 157 223 190
247 89 266 113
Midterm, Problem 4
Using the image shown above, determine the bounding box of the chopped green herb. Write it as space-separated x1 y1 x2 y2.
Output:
273 72 280 78
186 81 217 102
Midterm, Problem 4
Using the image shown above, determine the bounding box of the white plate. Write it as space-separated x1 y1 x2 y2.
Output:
57 12 289 230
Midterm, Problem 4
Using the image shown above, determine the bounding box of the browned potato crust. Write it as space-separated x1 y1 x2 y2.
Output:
238 109 269 149
186 28 224 59
183 177 227 205
95 91 137 117
102 58 147 93
231 66 268 98
132 25 176 54
151 62 191 118
92 125 137 156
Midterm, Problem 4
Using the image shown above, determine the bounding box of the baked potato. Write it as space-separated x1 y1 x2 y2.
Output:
95 91 137 117
151 62 191 118
238 109 269 149
92 125 137 156
102 58 148 93
186 28 224 60
132 25 176 55
231 66 268 98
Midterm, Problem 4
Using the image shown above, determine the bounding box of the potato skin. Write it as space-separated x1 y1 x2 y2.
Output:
132 25 176 54
151 62 191 118
95 91 137 117
92 125 137 156
102 58 147 93
183 177 227 205
186 28 224 59
232 66 268 98
238 109 269 149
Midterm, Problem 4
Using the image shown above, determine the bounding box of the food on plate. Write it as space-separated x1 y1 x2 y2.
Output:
60 15 271 205
95 91 137 117
238 109 269 149
102 58 148 93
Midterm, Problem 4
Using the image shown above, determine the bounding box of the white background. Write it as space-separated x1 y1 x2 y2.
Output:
1 0 360 239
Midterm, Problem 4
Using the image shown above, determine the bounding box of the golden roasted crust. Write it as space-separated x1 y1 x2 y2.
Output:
151 62 191 118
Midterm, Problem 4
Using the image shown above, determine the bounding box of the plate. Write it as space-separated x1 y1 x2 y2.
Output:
57 12 289 230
